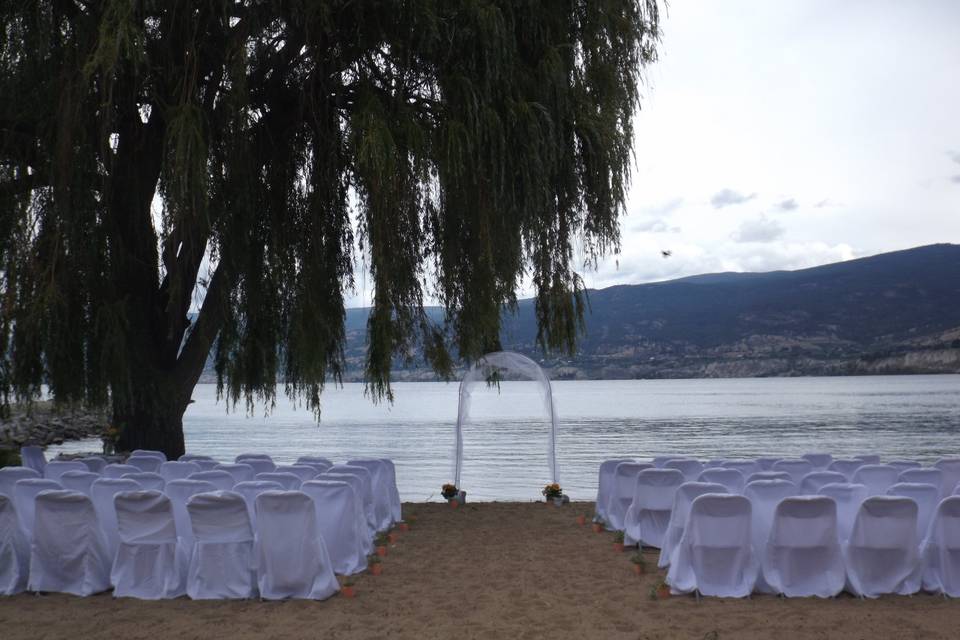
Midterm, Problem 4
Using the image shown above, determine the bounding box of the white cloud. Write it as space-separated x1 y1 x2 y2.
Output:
731 215 785 243
710 189 757 209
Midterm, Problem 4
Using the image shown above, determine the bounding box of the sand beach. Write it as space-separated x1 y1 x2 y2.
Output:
1 501 958 639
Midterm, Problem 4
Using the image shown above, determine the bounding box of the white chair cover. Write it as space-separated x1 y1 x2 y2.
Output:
254 491 339 600
845 496 921 597
771 459 815 485
594 459 633 523
20 445 47 473
213 463 256 485
934 459 960 497
13 478 63 537
697 468 745 494
232 481 284 528
131 450 167 461
43 460 88 482
607 462 653 530
28 490 111 596
300 480 368 575
755 457 781 471
0 495 29 595
275 465 319 484
623 468 686 548
921 496 960 597
255 472 302 490
347 458 395 530
854 455 881 464
239 458 276 475
664 459 704 482
327 464 377 534
852 465 899 497
159 461 201 483
898 469 943 497
0 466 40 499
186 491 257 599
78 457 107 474
722 460 761 477
704 459 727 469
743 479 798 564
746 471 791 484
658 482 728 569
298 456 334 467
322 472 374 553
762 496 845 597
187 470 235 491
103 463 141 479
378 458 402 523
802 453 834 469
192 459 220 472
828 459 865 481
122 472 165 492
112 490 188 599
667 494 757 597
164 479 217 549
179 454 214 463
653 455 683 468
236 453 272 462
798 471 847 495
126 456 162 474
887 460 922 473
90 477 142 557
887 482 940 542
817 482 869 544
296 461 331 476
59 470 100 497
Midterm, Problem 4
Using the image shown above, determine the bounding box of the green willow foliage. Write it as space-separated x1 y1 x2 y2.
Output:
0 0 660 451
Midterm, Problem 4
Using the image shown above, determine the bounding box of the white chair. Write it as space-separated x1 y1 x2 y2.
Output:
704 459 727 469
845 496 921 597
347 458 395 530
43 460 88 482
131 449 166 461
852 465 899 497
664 459 704 483
122 472 165 492
658 482 727 569
126 456 162 474
0 466 40 500
159 461 201 483
798 471 847 495
192 459 220 472
27 490 111 596
802 453 833 469
164 479 217 549
378 458 402 523
623 468 685 548
746 471 791 484
934 459 960 497
254 491 340 600
186 491 257 599
77 457 107 474
887 482 940 542
90 477 141 557
322 472 374 553
187 470 235 492
103 463 141 479
653 455 684 468
666 494 758 597
59 470 100 497
887 460 922 474
854 454 881 465
300 480 368 575
743 479 798 574
771 459 814 485
296 461 331 475
236 453 272 463
608 462 655 531
921 496 960 596
213 463 256 485
898 469 944 497
19 445 47 474
298 456 334 468
275 465 319 484
255 472 302 490
326 464 377 534
13 478 62 537
828 459 865 481
698 468 745 494
179 454 214 463
817 482 869 544
0 495 29 595
722 460 761 478
594 459 633 523
755 457 781 471
762 496 845 598
238 458 276 475
112 490 188 599
232 480 284 528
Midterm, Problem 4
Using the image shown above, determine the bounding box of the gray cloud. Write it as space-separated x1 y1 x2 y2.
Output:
948 151 960 165
731 215 785 243
711 188 757 209
776 198 798 211
952 175 960 184
814 199 830 208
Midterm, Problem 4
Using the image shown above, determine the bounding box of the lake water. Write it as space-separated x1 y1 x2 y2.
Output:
49 375 960 502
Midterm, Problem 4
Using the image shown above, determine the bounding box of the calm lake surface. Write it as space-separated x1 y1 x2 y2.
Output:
49 375 960 502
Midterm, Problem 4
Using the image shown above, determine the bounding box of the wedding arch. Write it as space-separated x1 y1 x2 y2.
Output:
453 351 559 487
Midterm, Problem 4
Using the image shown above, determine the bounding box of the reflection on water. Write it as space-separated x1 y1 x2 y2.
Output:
49 375 960 501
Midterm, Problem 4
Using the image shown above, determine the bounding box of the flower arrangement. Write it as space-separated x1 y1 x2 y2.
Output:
630 551 647 575
441 483 459 500
542 483 562 500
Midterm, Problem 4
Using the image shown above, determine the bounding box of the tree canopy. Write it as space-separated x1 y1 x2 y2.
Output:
0 0 660 455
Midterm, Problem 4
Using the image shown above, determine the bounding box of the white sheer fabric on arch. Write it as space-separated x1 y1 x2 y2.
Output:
454 351 559 487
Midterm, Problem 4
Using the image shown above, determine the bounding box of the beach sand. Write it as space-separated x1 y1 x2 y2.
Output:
1 501 958 639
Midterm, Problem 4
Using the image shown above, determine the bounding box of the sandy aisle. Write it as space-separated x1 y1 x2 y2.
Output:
1 501 959 639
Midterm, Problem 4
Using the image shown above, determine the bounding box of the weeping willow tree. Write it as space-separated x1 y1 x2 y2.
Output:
0 0 661 457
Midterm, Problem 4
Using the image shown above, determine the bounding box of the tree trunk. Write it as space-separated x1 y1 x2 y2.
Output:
112 370 190 460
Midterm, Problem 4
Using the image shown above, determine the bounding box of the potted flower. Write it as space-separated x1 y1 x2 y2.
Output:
576 514 586 526
341 578 356 598
442 483 466 507
630 552 647 575
542 483 564 506
649 579 670 600
375 533 388 557
613 531 625 553
388 530 399 544
398 520 410 532
591 517 605 534
368 555 383 576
